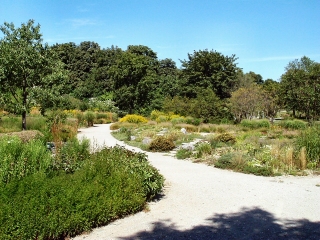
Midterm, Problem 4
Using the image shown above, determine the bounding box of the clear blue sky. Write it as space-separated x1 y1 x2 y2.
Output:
1 0 319 81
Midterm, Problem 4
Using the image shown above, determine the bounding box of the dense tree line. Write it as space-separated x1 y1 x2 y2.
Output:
1 20 320 129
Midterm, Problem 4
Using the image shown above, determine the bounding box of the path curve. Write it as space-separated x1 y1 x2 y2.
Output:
74 124 320 239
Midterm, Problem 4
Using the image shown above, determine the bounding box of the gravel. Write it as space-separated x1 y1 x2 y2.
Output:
74 124 320 240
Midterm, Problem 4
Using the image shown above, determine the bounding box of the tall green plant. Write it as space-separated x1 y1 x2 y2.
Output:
295 127 320 165
0 136 52 183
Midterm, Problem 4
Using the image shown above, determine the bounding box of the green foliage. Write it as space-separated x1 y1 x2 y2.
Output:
214 133 236 144
51 138 90 173
0 130 43 143
176 148 193 159
295 127 320 165
193 142 212 158
0 20 68 130
149 136 175 152
0 146 164 239
240 119 270 129
277 120 307 130
280 56 320 121
0 136 52 183
0 116 20 132
120 114 148 124
181 49 239 99
215 152 273 176
84 111 95 127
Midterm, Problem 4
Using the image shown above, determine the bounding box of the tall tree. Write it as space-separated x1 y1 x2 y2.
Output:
181 49 239 99
108 45 158 114
280 56 320 120
0 20 65 130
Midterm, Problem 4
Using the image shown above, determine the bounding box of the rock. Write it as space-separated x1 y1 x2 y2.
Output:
180 143 195 151
142 137 152 145
181 128 187 134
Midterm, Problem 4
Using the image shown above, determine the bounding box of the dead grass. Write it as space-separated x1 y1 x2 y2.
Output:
0 130 43 142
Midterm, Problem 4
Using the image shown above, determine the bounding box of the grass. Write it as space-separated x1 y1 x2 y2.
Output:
111 119 320 176
0 141 164 239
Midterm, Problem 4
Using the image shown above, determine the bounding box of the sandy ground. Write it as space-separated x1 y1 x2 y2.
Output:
74 124 320 240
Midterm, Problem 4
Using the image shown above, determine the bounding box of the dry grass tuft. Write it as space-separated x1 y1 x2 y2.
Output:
299 147 307 170
0 130 43 142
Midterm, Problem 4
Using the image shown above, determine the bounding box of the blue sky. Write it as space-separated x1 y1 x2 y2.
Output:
1 0 319 81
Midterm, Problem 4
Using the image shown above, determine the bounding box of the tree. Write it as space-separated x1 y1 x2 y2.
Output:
181 49 239 99
0 20 66 130
190 88 225 123
280 56 320 121
229 85 264 122
262 79 282 120
108 45 159 114
235 70 264 89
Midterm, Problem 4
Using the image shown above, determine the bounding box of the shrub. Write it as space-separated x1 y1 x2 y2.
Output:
193 142 212 158
171 117 186 125
277 120 307 130
51 138 90 173
295 127 320 165
214 152 274 176
214 133 236 144
156 115 169 123
84 111 96 127
119 114 148 124
176 148 193 159
0 146 164 239
0 130 43 143
214 153 236 169
149 136 175 152
240 119 270 129
110 122 120 130
150 110 165 120
185 117 202 126
242 164 274 176
174 124 198 132
0 136 52 184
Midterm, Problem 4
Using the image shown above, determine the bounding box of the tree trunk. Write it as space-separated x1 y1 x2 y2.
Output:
22 78 27 130
22 110 27 130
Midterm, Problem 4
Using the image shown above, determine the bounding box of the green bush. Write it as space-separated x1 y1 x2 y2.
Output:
194 142 212 158
176 148 193 159
0 136 52 184
277 120 307 130
51 138 90 173
149 136 175 152
0 146 164 239
185 117 202 126
84 111 96 127
242 164 273 176
240 119 270 129
295 127 320 165
214 133 236 144
214 152 274 176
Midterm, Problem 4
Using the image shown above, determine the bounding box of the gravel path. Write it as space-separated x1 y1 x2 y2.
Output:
74 124 320 239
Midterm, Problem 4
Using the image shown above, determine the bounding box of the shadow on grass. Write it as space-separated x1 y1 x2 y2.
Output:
120 207 320 240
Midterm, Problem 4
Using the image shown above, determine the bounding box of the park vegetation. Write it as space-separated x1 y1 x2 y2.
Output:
0 19 320 239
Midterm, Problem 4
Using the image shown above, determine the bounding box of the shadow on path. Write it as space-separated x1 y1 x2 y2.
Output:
120 207 320 240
